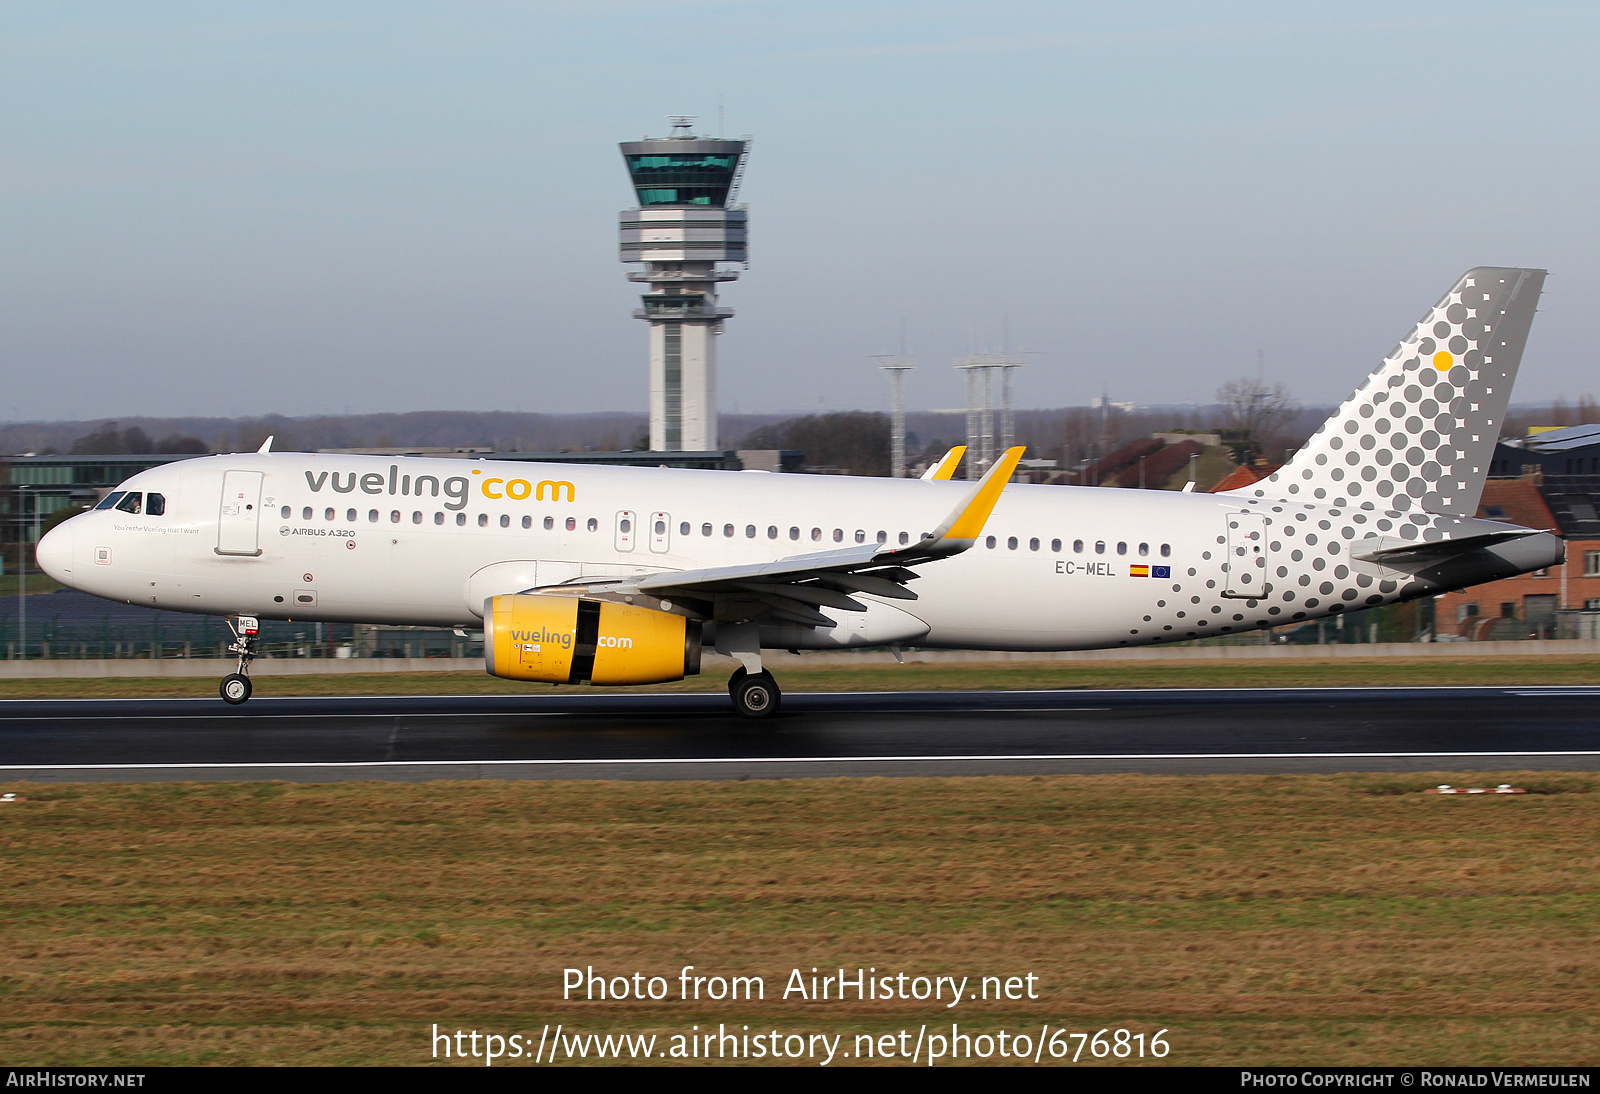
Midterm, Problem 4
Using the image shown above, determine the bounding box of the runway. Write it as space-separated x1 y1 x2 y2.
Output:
0 686 1597 781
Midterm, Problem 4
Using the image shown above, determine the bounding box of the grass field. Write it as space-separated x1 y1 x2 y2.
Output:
0 654 1595 699
2 774 1596 1066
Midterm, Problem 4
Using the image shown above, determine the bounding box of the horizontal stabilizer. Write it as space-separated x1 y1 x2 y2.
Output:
1353 529 1540 564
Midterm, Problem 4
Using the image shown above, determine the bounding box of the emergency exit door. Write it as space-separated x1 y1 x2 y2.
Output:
217 470 264 556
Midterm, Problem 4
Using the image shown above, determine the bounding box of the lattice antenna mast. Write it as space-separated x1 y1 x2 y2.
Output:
957 352 1032 477
873 354 915 478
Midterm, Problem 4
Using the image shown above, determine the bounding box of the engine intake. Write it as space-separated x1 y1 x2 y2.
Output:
483 593 701 685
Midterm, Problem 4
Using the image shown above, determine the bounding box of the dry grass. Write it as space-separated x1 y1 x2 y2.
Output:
2 774 1597 1065
0 654 1596 700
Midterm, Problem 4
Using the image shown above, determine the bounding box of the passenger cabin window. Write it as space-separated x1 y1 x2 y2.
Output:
702 523 713 536
1138 543 1149 556
1029 538 1040 551
1095 541 1105 554
544 517 554 530
95 492 126 511
587 518 599 532
281 505 291 519
724 524 735 538
522 516 532 529
899 532 910 545
1074 540 1084 553
325 508 335 521
1160 543 1171 557
1051 539 1061 552
790 527 800 541
303 507 313 520
456 513 467 526
479 514 489 527
1007 537 1018 550
566 517 577 531
346 509 357 522
369 510 378 523
1117 542 1127 555
985 536 996 549
434 513 445 525
500 514 510 528
745 525 756 538
115 493 143 514
680 522 690 536
145 493 165 516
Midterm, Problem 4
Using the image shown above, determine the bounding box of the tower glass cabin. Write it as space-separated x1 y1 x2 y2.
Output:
619 122 748 452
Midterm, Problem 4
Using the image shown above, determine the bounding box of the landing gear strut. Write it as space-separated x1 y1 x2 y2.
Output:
728 666 781 719
221 616 260 705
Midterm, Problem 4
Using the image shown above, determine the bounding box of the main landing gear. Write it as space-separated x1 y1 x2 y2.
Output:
728 665 781 719
220 616 260 705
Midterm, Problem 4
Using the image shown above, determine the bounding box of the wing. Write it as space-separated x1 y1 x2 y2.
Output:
543 447 1025 627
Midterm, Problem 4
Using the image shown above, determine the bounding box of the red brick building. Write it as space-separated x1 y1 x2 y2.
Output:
1434 479 1600 638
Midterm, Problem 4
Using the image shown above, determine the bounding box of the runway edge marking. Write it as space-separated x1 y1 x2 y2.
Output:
4 750 1600 774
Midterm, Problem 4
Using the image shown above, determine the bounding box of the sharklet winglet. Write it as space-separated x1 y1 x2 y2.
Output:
921 446 967 481
926 446 1026 545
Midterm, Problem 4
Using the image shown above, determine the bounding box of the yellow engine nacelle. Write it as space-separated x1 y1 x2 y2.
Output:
482 593 701 685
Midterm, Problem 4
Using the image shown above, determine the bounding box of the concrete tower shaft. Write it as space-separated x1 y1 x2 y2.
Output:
619 127 750 452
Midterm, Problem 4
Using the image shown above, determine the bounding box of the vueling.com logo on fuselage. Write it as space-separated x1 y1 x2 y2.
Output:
303 466 575 512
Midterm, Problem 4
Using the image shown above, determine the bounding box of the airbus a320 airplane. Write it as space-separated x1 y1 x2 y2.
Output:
37 268 1559 717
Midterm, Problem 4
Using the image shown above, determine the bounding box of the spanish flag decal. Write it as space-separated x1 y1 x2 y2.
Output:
1130 565 1150 577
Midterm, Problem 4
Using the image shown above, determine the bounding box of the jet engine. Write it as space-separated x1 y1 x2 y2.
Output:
482 593 701 685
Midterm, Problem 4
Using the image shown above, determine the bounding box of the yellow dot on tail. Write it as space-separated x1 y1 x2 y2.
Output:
1433 350 1452 369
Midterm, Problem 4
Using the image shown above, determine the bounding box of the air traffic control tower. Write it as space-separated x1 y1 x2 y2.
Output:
619 118 749 451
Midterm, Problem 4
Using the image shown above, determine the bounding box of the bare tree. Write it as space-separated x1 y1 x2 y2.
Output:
1216 377 1299 452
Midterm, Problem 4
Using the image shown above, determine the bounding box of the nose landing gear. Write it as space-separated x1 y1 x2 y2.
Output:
220 616 260 705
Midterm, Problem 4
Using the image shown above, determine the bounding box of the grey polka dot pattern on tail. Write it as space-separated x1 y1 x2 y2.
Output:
1235 268 1545 518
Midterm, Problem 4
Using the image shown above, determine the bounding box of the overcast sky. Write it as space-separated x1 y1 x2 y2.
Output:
3 1 1597 422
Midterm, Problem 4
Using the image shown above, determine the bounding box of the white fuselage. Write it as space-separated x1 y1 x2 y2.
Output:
37 452 1559 653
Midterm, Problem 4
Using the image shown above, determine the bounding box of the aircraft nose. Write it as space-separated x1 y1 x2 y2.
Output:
36 521 74 583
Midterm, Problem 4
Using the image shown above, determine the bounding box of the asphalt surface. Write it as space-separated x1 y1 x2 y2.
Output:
0 686 1597 781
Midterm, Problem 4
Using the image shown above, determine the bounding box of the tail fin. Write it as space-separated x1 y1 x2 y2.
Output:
1236 267 1545 516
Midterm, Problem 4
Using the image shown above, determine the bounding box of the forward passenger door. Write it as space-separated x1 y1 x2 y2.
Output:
216 470 264 557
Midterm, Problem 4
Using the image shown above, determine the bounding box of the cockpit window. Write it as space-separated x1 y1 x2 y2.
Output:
114 492 143 514
94 492 126 511
145 492 165 516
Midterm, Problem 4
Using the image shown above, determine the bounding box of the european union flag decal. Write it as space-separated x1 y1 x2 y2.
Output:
1153 565 1171 579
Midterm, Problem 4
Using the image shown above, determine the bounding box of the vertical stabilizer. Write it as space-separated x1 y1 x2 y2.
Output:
1234 267 1544 516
